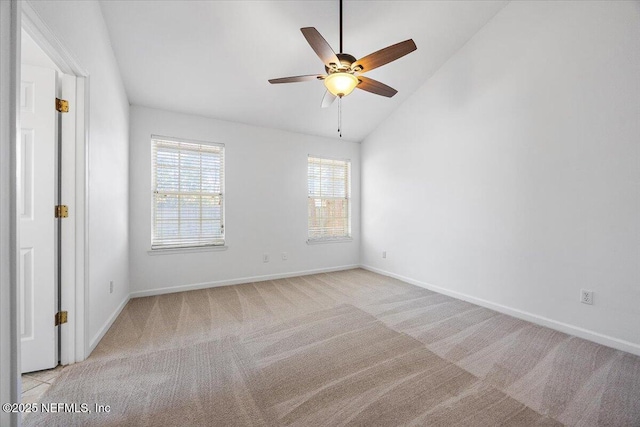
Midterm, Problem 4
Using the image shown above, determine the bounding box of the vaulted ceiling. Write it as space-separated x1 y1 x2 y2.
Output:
100 0 507 142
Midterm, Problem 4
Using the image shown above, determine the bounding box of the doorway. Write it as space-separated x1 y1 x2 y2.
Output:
19 1 89 379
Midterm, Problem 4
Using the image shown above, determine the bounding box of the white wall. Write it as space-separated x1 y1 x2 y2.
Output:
27 0 130 352
362 1 640 352
129 106 360 296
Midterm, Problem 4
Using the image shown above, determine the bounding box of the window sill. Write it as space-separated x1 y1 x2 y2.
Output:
147 245 228 255
307 238 353 245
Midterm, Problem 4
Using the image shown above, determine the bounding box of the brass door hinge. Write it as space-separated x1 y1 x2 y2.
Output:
55 98 69 113
54 311 68 326
55 205 68 218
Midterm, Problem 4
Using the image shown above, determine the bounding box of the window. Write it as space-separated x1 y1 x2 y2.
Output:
308 156 351 241
151 136 224 249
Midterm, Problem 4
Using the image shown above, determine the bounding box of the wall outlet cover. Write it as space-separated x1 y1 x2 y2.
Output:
580 289 593 305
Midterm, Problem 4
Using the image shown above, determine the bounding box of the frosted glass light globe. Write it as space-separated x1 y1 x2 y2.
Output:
324 73 359 97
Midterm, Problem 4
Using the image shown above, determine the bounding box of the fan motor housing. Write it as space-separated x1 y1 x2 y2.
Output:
326 53 357 73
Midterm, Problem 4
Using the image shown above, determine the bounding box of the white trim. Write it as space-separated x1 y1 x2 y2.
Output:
151 134 224 148
308 154 351 162
361 265 640 357
130 264 359 298
76 76 88 363
59 72 77 366
81 75 90 362
21 1 87 76
307 238 353 245
147 245 228 255
1 1 21 425
88 295 129 353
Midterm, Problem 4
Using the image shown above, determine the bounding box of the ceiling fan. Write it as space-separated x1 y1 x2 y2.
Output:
268 0 417 109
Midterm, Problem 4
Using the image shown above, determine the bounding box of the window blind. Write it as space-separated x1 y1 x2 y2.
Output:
151 136 224 249
308 156 351 240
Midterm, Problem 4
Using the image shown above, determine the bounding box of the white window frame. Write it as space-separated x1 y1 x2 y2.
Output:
307 155 352 243
150 135 225 251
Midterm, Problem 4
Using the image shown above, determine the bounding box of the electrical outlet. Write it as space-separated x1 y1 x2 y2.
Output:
580 289 593 305
263 254 270 263
382 251 387 259
282 252 288 261
109 281 114 294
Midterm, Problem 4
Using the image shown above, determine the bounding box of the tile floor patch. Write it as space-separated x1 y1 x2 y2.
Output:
21 383 50 405
21 365 65 406
21 376 44 393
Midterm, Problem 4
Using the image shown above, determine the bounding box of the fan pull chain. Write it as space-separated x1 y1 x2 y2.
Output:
338 97 342 138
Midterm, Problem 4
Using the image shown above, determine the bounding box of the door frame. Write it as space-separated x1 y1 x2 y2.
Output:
21 0 90 366
0 2 22 425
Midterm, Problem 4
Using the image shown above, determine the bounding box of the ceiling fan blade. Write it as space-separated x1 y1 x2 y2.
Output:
356 76 398 97
352 39 417 73
268 74 324 84
301 27 340 67
321 90 337 108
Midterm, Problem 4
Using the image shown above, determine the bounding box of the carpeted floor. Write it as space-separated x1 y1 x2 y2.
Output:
25 269 640 426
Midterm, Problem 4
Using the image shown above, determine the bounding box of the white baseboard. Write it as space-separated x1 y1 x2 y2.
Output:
88 295 130 354
129 264 360 299
361 265 640 357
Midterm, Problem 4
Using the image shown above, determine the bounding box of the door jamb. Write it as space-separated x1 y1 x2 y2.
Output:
21 0 90 364
1 1 22 425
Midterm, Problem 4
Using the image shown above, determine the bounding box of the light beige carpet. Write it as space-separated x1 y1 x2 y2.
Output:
25 269 640 426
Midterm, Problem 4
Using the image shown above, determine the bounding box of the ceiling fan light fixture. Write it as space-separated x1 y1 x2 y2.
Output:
324 72 359 97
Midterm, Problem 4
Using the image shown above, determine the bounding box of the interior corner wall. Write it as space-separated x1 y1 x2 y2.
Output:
129 106 360 296
361 1 640 351
27 0 130 352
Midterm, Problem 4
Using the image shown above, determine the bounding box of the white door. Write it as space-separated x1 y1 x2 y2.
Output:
19 64 58 373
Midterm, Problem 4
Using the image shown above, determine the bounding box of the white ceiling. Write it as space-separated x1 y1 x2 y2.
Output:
100 1 507 142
